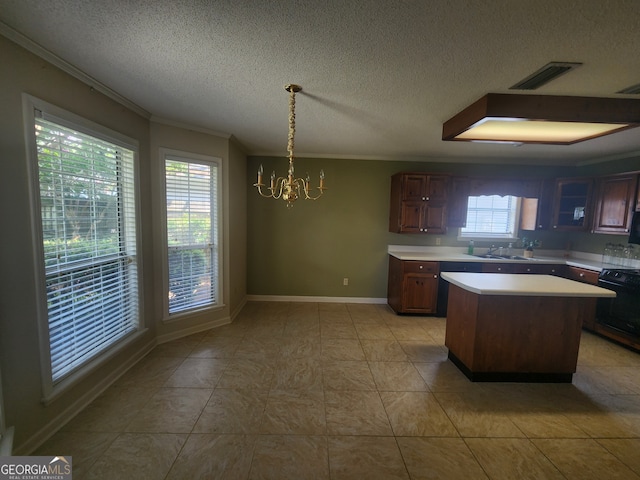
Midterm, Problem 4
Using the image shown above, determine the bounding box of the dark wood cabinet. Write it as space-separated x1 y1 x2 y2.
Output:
512 263 564 275
520 179 555 231
592 173 639 234
389 173 448 234
561 265 599 330
551 178 594 231
447 176 470 228
481 263 514 273
388 256 439 314
564 266 599 285
481 262 563 274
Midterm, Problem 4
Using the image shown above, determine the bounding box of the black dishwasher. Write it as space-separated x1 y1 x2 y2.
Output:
437 261 483 316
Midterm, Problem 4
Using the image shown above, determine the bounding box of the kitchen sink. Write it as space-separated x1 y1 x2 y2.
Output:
470 254 537 261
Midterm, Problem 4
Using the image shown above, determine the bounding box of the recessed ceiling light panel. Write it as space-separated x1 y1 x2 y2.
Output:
442 94 640 145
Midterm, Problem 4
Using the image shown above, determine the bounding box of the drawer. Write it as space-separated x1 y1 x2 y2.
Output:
565 266 599 285
512 263 564 275
403 261 438 274
482 263 514 273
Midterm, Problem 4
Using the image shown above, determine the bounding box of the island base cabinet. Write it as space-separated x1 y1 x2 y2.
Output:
444 284 595 382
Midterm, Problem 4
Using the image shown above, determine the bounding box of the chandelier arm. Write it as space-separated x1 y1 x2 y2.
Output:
304 188 325 200
271 178 287 199
294 177 325 200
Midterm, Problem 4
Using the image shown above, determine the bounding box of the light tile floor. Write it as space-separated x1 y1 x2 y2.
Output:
35 301 640 479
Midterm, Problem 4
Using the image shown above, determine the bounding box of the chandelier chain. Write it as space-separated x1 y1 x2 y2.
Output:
252 83 325 207
288 87 295 160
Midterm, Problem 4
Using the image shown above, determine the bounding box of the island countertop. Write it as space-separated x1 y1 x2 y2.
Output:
440 272 616 298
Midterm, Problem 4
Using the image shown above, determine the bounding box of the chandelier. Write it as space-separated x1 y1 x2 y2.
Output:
253 84 325 208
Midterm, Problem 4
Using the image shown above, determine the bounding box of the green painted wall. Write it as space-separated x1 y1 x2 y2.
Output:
247 155 639 298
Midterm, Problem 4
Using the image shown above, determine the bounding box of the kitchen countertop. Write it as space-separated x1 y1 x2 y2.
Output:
387 245 611 272
440 272 617 297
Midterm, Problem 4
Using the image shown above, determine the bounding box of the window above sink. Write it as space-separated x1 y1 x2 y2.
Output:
458 195 521 241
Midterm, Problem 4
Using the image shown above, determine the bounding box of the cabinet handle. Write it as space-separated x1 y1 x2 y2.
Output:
425 196 430 201
433 274 438 278
497 268 502 271
422 196 426 201
419 265 423 269
579 273 585 277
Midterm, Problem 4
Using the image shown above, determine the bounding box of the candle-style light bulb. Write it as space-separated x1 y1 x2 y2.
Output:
257 164 263 184
319 169 325 188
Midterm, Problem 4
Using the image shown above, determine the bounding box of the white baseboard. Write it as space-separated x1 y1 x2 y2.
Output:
16 338 156 455
156 316 232 344
0 426 14 456
246 295 388 304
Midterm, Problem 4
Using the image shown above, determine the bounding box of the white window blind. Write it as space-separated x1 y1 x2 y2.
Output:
35 115 139 383
461 195 519 239
165 157 218 314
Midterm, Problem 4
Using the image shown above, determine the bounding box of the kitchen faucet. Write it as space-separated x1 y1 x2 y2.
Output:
486 245 499 255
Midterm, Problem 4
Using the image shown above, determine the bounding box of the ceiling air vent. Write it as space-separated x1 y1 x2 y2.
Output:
617 83 640 95
510 62 582 90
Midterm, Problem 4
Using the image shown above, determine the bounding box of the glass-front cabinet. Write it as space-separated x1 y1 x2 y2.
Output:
551 178 594 231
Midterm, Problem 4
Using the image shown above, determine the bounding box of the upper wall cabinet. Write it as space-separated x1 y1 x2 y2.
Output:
447 177 470 228
551 178 594 231
389 173 448 234
592 173 639 234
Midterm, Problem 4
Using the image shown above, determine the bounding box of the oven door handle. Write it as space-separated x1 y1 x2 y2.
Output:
598 279 633 293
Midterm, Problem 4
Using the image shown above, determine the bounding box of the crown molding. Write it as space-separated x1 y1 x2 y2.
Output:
1 21 150 119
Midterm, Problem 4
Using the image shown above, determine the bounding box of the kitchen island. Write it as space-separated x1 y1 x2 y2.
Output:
441 272 616 382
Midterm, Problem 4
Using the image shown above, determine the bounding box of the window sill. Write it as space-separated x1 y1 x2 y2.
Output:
41 328 150 406
457 235 519 243
163 303 226 324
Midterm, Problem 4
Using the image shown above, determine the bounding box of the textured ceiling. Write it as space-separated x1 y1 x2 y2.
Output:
2 0 640 165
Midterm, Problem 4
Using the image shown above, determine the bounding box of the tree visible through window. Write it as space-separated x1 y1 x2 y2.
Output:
34 112 139 384
164 156 218 314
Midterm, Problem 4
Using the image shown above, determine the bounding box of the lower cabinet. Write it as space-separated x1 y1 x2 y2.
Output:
564 265 599 285
561 266 599 330
483 262 564 275
388 256 439 314
482 263 514 273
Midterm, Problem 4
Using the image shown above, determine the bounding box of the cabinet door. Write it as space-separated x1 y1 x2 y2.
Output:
551 178 594 231
399 201 425 233
402 174 429 201
402 273 439 313
426 175 448 203
423 175 448 233
423 204 447 234
592 174 638 234
447 177 470 227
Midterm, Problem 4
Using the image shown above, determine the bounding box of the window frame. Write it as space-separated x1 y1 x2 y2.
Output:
458 194 522 242
159 148 223 321
23 95 145 403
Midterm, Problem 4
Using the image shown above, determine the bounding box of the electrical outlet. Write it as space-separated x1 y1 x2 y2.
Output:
435 237 442 246
343 277 349 286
